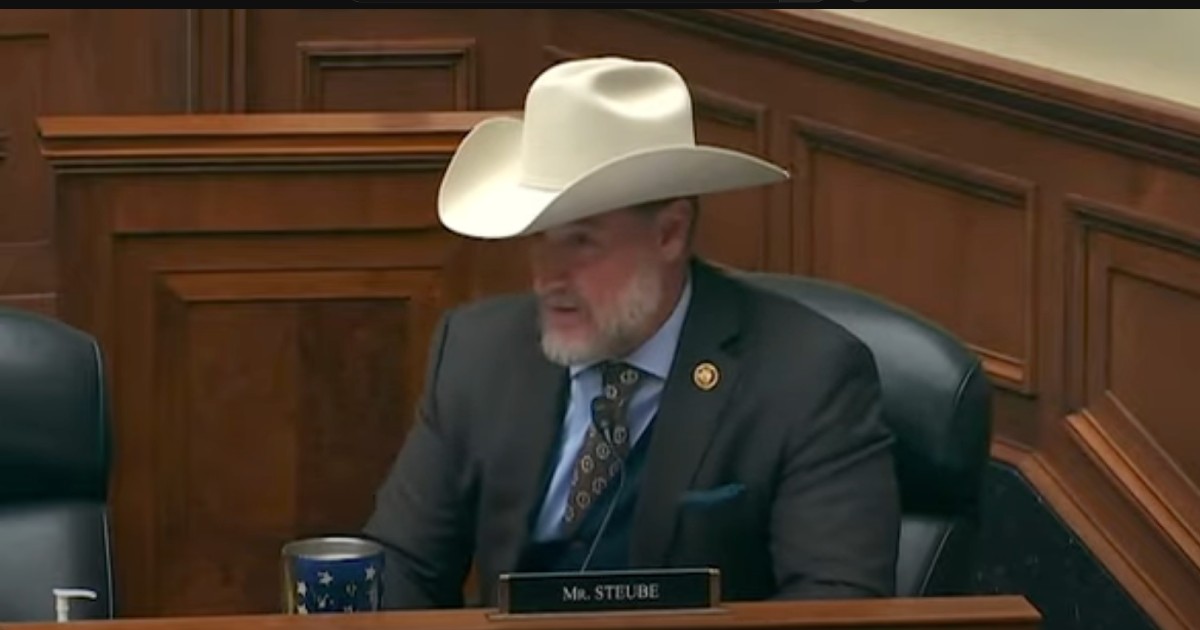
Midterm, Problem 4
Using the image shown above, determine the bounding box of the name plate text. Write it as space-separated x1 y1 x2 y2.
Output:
494 568 720 616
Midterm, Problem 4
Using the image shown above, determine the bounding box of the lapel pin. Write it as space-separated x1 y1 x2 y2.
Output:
693 361 719 391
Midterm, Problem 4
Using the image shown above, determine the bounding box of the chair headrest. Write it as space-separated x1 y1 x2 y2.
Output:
735 272 993 517
0 308 109 502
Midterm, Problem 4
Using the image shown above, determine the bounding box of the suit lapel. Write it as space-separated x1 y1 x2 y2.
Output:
488 305 568 575
630 260 743 566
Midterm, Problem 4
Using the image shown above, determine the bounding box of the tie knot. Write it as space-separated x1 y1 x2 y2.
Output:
601 361 641 388
597 361 644 405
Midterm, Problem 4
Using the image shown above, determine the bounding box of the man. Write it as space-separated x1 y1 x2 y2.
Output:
363 56 900 608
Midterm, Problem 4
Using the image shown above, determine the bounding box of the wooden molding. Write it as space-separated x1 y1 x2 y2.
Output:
1060 195 1200 626
992 437 1189 628
1069 194 1200 257
623 9 1200 175
295 38 478 111
187 9 246 112
1066 412 1200 578
35 111 507 169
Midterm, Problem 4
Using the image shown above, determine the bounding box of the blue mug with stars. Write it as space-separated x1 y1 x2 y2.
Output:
281 536 384 614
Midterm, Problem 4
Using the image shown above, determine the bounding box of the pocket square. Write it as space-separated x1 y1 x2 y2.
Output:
678 483 746 508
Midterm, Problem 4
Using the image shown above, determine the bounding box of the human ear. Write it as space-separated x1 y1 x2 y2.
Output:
655 198 691 262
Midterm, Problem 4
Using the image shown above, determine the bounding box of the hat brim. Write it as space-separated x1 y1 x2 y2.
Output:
437 117 790 240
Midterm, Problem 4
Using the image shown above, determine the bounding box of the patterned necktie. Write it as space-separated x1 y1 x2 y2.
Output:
562 361 645 530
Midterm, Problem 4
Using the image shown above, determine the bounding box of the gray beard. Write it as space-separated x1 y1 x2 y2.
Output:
538 265 663 367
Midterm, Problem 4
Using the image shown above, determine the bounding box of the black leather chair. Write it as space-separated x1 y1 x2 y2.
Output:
0 307 114 621
736 271 993 597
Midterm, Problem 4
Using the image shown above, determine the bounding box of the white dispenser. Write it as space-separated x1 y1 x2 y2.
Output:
52 588 97 622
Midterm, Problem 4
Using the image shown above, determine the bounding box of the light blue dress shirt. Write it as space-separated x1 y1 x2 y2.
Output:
530 277 693 542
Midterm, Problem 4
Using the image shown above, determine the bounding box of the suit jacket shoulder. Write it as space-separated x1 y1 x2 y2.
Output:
441 291 538 354
428 290 556 452
432 291 544 399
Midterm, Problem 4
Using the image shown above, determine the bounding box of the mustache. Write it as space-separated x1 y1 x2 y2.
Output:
535 285 584 309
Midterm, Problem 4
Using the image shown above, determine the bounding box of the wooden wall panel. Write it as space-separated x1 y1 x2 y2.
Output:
146 263 437 615
41 112 506 616
1 16 60 315
1066 198 1200 577
193 9 542 113
24 7 1200 628
793 119 1036 394
0 10 186 314
296 39 477 112
690 86 777 272
0 31 52 242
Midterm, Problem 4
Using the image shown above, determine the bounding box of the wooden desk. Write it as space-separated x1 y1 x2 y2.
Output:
2 597 1039 630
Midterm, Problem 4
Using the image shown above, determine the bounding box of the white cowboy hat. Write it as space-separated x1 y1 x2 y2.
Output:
437 56 790 240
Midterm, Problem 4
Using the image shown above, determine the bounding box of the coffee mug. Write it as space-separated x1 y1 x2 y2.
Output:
281 536 384 614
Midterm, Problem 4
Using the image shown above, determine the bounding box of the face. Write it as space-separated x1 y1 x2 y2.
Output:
530 200 691 366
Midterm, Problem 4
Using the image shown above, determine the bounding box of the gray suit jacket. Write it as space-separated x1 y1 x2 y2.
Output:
363 259 900 608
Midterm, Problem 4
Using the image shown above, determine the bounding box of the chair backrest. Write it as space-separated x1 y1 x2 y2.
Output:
0 307 114 621
734 271 993 596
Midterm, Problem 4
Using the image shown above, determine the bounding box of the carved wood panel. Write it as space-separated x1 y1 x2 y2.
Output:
296 39 477 111
200 9 543 113
690 86 776 272
792 118 1036 395
1066 197 1200 590
110 223 461 616
117 245 449 614
141 261 441 615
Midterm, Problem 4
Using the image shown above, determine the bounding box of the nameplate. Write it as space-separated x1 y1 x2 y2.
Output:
493 567 720 617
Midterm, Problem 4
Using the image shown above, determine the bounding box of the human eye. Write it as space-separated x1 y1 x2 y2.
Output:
566 231 600 250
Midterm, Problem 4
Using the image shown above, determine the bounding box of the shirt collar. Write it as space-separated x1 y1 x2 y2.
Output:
569 275 693 380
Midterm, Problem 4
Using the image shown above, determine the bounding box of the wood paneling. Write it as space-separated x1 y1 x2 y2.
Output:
41 112 514 616
193 9 542 114
148 266 433 614
690 85 776 272
296 39 477 112
792 119 1036 394
1067 197 1200 581
21 7 1200 628
0 10 187 312
1 21 56 313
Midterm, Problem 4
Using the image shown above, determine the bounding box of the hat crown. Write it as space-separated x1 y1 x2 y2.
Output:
518 57 695 190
